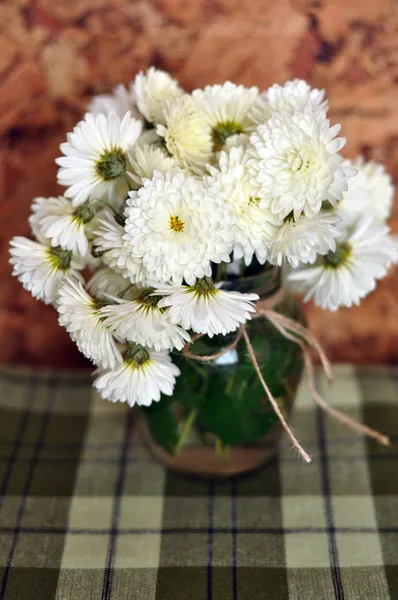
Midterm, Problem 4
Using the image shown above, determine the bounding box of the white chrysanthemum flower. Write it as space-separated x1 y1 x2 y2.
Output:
155 277 259 338
133 67 182 125
127 142 178 187
337 156 394 225
57 278 122 368
87 267 131 299
88 84 141 121
93 211 146 283
192 82 262 151
252 79 328 125
205 146 280 265
157 94 213 172
56 111 142 208
268 212 343 268
29 196 95 256
94 343 180 407
249 110 356 220
9 237 83 305
125 171 234 286
100 289 190 351
288 216 398 310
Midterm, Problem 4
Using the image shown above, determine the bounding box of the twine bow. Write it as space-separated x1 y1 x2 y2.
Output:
182 290 389 463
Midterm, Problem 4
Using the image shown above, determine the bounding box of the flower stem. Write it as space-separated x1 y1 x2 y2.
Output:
215 437 230 463
281 377 294 400
239 258 246 278
174 409 197 455
225 374 236 396
118 284 134 298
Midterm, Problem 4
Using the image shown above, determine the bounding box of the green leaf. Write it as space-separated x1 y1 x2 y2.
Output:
197 363 280 445
172 354 209 412
190 320 303 445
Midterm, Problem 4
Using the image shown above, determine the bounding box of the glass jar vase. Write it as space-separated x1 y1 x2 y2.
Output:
138 266 305 477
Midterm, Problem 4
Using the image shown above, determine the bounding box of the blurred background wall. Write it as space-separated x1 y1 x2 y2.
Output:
1 0 398 368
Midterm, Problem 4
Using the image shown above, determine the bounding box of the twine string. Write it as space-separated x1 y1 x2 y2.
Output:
264 310 334 382
241 326 312 463
183 327 244 362
264 310 389 448
182 289 390 462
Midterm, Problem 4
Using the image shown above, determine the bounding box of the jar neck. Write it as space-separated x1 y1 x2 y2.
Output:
220 264 281 300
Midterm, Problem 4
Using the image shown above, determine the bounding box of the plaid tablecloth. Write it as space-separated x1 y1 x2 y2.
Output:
0 365 397 600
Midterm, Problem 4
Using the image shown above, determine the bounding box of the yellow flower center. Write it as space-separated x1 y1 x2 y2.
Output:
125 342 150 367
189 276 219 298
169 215 185 232
324 242 351 269
212 120 243 152
96 148 126 180
48 246 72 271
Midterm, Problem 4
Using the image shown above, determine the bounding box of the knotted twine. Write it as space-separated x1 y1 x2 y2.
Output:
182 288 389 463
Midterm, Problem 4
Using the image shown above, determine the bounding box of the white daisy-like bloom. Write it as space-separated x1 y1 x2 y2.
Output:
192 81 261 151
93 211 146 283
223 133 250 153
337 156 395 225
94 343 180 407
288 216 398 310
127 142 178 188
133 67 182 125
88 83 141 121
125 171 235 286
100 289 191 351
87 267 131 299
192 82 262 151
155 277 259 338
9 237 83 305
57 278 122 368
56 111 142 208
252 79 328 125
205 146 280 265
268 212 343 268
29 196 95 256
157 94 213 172
249 109 356 220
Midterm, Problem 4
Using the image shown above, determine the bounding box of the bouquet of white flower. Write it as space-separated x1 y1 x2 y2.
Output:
10 69 398 474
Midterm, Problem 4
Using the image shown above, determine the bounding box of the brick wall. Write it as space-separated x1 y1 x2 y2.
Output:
1 0 398 366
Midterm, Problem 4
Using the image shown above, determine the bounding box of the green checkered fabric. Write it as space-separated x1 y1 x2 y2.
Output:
0 365 397 599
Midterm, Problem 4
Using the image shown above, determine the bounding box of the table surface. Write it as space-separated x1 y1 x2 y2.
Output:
0 365 397 600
